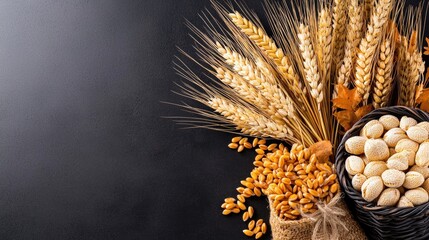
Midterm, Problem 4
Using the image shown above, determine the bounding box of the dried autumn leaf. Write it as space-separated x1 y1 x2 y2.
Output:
332 84 361 110
354 105 373 120
424 37 429 55
334 110 356 131
416 84 424 101
416 87 429 112
309 140 333 163
416 88 429 104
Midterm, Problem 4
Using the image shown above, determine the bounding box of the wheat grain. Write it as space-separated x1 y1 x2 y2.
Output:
332 0 348 74
337 0 364 88
373 37 394 109
317 8 333 79
354 0 393 103
298 24 323 109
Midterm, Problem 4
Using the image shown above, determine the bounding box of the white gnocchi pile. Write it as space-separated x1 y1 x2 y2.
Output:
345 115 429 207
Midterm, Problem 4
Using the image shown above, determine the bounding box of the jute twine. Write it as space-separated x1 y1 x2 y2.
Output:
269 193 367 240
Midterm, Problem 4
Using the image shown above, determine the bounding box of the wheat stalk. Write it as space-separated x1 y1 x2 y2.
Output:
354 0 393 103
317 8 333 80
228 11 305 99
373 37 394 109
336 0 364 88
332 0 348 74
298 24 323 109
208 96 296 140
216 42 295 122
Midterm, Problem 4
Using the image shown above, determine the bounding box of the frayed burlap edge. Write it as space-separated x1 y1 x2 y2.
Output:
269 193 367 240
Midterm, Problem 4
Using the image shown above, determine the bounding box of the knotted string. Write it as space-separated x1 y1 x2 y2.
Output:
301 193 349 240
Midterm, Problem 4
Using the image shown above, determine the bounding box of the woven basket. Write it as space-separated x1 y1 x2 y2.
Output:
335 106 429 240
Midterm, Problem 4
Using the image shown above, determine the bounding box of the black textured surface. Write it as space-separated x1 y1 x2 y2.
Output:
0 0 426 240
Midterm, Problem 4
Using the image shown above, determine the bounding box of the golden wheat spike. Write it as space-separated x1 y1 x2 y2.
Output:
355 0 393 103
373 37 394 109
208 96 295 140
215 67 271 111
317 8 333 80
216 42 295 122
228 11 305 97
336 0 364 88
397 39 425 107
298 24 323 109
332 0 348 74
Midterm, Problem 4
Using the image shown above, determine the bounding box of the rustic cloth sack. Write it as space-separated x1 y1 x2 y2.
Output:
269 193 367 240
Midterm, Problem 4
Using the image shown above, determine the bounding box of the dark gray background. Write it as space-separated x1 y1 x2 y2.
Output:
0 0 426 239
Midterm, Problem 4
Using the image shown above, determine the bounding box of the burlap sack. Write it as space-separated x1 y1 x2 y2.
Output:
269 193 366 240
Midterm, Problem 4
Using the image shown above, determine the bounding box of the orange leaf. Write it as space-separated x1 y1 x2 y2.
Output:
332 85 361 110
332 98 353 110
416 87 429 113
334 110 356 131
355 105 373 120
415 84 424 102
420 101 429 112
416 88 429 104
309 140 333 163
424 37 429 56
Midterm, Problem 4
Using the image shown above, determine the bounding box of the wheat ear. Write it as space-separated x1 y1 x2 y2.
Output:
228 12 304 97
337 0 364 88
317 8 333 80
216 42 295 122
215 67 270 111
332 0 348 74
373 37 394 109
298 24 323 109
397 37 425 107
208 96 295 140
355 0 393 103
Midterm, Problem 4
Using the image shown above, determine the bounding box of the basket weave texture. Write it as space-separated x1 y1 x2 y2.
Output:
335 106 429 240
